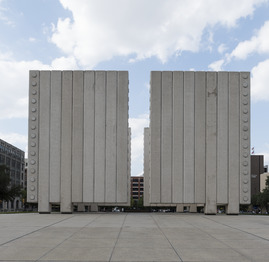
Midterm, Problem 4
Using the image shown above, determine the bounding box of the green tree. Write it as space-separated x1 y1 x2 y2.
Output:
0 165 21 202
137 196 144 209
251 176 269 214
20 189 27 208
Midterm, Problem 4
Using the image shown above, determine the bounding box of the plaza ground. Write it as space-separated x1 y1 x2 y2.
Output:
0 213 269 261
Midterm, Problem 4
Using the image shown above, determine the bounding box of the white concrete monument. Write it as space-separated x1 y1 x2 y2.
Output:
27 71 130 213
144 71 251 214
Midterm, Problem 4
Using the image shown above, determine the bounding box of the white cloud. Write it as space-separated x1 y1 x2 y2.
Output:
129 114 149 176
208 59 224 71
251 59 269 101
218 44 228 54
51 56 79 69
50 0 266 67
29 37 37 42
230 20 269 60
0 50 81 121
0 57 50 119
0 0 15 26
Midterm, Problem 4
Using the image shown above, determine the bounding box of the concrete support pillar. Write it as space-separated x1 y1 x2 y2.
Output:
77 203 85 212
227 72 240 215
161 71 173 203
176 204 184 213
49 71 61 203
144 128 150 206
183 72 195 203
150 72 162 203
189 204 197 213
91 204 98 212
217 72 229 204
205 72 217 215
38 71 51 213
60 71 73 214
172 72 184 203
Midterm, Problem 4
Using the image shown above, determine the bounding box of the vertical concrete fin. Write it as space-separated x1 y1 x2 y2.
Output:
150 71 162 203
161 71 173 203
38 71 51 212
117 71 128 202
194 72 206 204
183 71 195 203
240 72 251 204
49 71 62 203
205 72 217 214
94 71 106 202
72 71 84 203
60 71 73 213
106 71 117 202
228 72 240 214
172 71 184 203
83 71 95 203
144 127 150 206
27 71 40 203
217 72 229 204
127 127 131 205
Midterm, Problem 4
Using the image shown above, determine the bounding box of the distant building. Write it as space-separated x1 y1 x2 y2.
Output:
251 155 264 196
131 176 144 201
0 138 25 211
260 172 269 192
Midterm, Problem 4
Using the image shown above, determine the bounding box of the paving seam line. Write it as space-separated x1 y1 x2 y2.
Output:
181 215 259 261
36 214 103 261
203 215 269 242
150 213 183 262
0 214 76 248
108 213 128 262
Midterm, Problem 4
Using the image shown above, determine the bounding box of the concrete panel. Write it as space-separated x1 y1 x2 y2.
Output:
127 128 131 205
194 72 206 204
172 72 184 203
240 72 251 204
217 72 229 204
183 71 195 203
144 128 150 206
117 71 128 202
49 71 61 203
205 72 217 214
94 71 106 202
105 71 117 202
150 72 162 203
27 71 40 203
83 71 95 202
38 71 51 213
61 71 73 213
161 71 173 203
228 72 240 214
72 71 84 203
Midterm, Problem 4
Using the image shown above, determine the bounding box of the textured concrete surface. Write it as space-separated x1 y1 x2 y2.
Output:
28 71 130 213
0 213 269 262
146 71 251 214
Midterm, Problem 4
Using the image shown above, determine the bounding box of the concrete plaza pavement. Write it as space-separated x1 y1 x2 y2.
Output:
0 213 269 262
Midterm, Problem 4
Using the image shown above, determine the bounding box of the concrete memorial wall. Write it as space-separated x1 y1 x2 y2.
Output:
27 70 130 213
145 71 251 214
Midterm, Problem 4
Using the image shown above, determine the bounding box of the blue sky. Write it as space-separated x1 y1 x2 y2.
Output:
1 0 269 176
